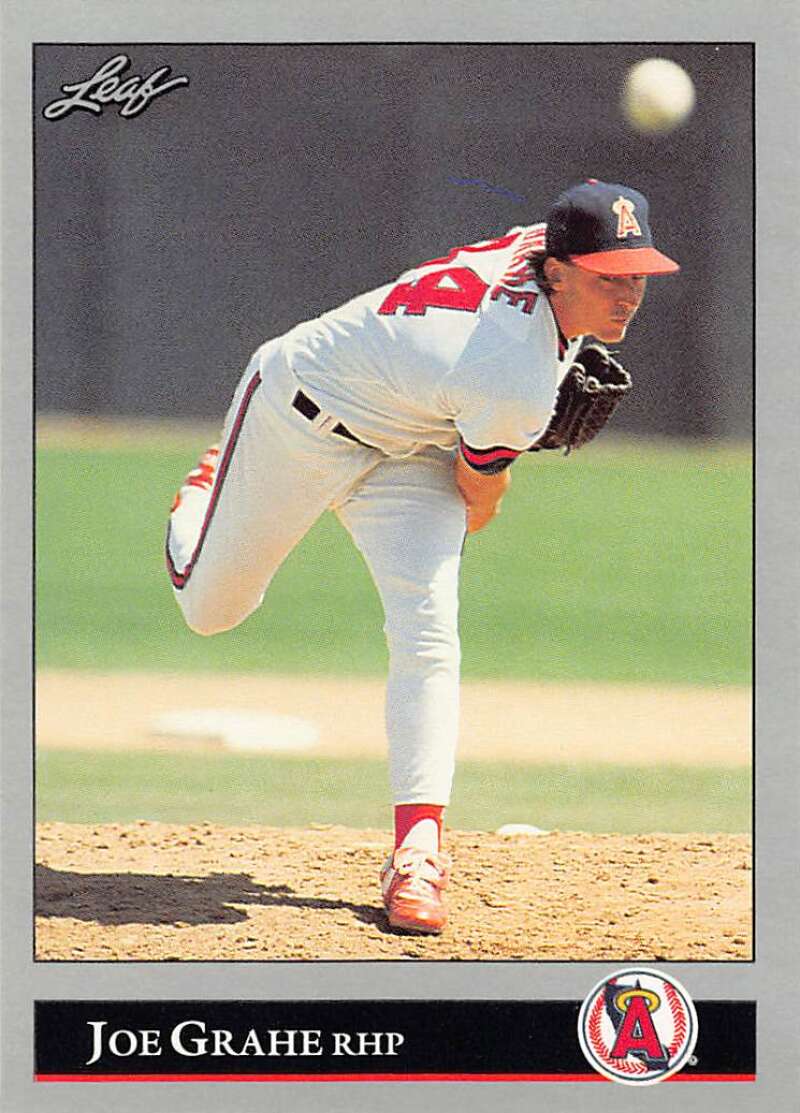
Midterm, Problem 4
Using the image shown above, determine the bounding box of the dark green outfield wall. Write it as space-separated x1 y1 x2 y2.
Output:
34 43 752 437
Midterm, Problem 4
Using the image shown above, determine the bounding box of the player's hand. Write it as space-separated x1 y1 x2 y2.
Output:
454 455 511 533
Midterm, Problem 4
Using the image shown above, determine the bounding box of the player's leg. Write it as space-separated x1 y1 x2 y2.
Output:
166 348 380 636
336 444 466 810
335 445 466 932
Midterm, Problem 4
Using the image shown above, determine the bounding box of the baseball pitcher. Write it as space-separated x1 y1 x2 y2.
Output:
166 179 679 934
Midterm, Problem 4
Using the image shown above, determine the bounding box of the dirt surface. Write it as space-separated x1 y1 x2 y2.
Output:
37 670 751 765
36 822 751 961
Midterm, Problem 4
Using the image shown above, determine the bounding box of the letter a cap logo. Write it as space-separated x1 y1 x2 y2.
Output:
578 967 698 1085
612 195 643 239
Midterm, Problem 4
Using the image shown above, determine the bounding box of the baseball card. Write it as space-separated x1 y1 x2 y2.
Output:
1 1 797 1109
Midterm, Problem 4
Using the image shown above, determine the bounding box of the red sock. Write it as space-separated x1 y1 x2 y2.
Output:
394 804 444 850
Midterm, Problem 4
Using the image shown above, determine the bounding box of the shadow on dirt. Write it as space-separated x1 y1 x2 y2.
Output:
35 864 385 929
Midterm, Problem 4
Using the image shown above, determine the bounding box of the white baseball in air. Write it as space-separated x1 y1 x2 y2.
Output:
622 58 696 134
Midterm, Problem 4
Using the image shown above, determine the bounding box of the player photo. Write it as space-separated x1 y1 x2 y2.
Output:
32 42 752 965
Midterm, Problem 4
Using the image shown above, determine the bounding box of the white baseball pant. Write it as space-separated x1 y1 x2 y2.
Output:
166 340 467 805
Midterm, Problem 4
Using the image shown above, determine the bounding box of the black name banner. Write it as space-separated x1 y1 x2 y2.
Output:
35 999 755 1082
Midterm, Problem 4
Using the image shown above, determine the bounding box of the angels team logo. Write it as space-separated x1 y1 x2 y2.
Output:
578 968 698 1085
612 195 643 239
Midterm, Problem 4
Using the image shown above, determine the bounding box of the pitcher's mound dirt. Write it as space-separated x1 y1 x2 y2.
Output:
36 822 751 962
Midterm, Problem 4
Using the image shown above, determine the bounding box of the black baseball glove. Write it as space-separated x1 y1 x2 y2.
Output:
529 343 632 455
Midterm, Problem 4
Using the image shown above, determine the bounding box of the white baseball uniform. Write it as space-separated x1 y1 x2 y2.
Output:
166 224 583 805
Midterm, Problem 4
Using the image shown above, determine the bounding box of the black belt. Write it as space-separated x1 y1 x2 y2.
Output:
292 390 366 446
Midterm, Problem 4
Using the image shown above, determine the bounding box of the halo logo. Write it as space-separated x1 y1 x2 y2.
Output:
578 968 698 1085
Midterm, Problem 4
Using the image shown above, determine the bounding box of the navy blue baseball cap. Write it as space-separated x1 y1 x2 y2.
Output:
546 179 679 276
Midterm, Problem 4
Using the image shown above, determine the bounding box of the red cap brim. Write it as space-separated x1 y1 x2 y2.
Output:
569 247 680 276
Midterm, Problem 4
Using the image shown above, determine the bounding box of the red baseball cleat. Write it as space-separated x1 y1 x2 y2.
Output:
170 444 220 513
380 846 452 934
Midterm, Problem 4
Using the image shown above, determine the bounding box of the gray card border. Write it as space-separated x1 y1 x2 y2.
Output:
3 1 798 1110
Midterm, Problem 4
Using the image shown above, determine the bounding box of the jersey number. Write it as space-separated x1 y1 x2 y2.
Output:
378 266 489 317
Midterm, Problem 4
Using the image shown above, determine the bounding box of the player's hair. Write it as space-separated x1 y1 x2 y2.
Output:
526 250 567 296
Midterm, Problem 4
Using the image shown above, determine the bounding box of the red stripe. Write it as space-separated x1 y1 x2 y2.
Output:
671 1074 756 1082
35 1073 756 1084
166 370 261 590
461 443 522 465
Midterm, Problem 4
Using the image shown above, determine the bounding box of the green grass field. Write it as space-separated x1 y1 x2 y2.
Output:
36 434 752 833
36 437 751 685
36 750 751 834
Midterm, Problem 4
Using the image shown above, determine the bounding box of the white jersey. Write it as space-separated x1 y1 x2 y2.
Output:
170 225 587 824
264 224 583 460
